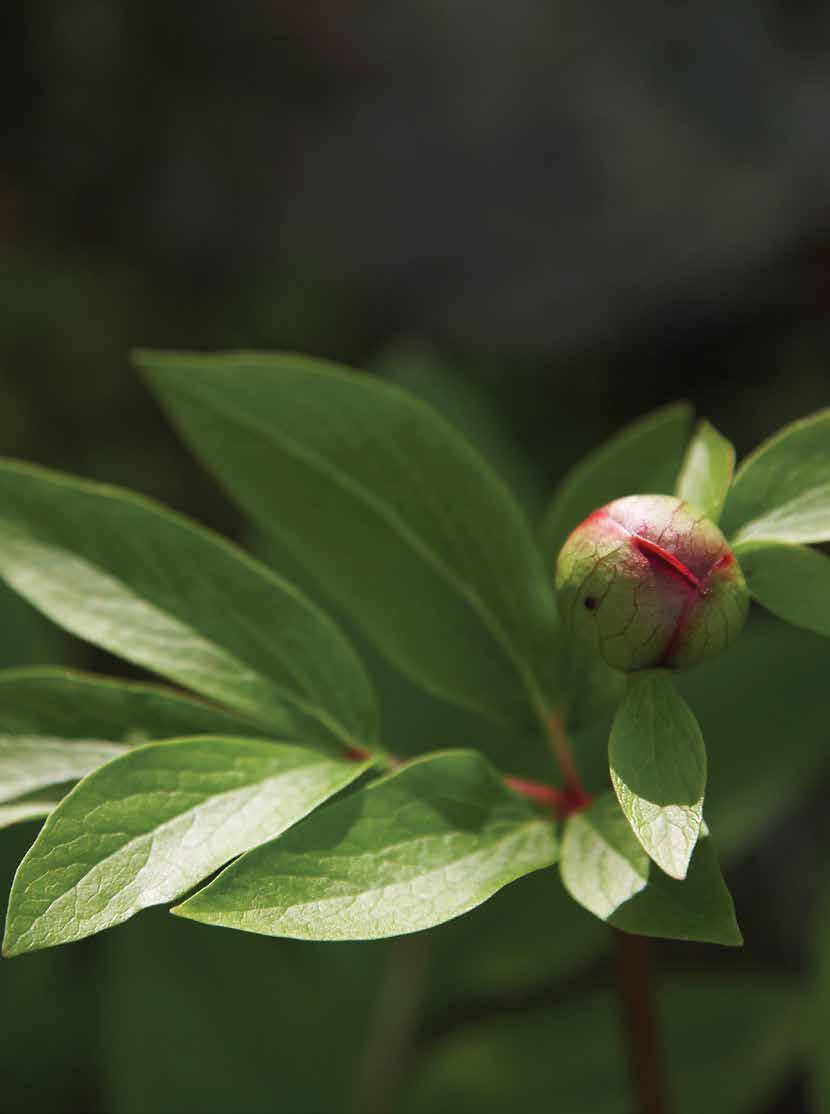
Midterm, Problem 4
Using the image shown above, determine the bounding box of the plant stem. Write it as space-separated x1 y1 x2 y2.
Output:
546 711 582 793
615 930 669 1114
352 934 430 1114
504 775 572 815
540 711 591 815
349 717 592 819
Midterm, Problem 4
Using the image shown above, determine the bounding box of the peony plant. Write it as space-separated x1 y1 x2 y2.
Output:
0 353 826 967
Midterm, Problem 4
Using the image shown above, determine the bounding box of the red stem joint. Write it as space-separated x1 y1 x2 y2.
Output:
506 776 592 819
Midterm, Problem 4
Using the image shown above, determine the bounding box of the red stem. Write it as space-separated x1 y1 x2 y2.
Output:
615 931 669 1114
547 711 583 793
348 711 591 821
505 776 571 815
506 768 590 820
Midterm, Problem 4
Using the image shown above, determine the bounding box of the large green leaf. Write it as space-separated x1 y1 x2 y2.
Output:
735 540 830 638
542 402 693 559
174 750 559 940
560 792 740 945
675 419 735 523
137 350 560 728
609 671 706 880
0 668 264 804
0 461 378 748
0 668 260 741
722 409 830 544
3 736 371 955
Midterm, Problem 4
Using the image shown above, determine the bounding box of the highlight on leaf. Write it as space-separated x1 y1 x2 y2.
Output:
3 359 827 969
609 670 707 881
173 750 560 941
0 461 379 750
560 792 741 946
722 408 830 545
3 736 372 956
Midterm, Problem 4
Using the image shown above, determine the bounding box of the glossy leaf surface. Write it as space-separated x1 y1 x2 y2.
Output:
0 793 59 831
3 737 371 955
561 793 740 945
722 409 830 544
175 751 559 940
0 462 377 748
560 792 650 920
0 667 267 806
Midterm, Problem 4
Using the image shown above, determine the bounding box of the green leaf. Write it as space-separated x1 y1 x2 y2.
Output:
0 738 127 805
722 409 830 544
675 419 735 522
0 667 263 803
610 834 741 945
0 461 378 748
0 667 260 740
174 750 559 940
2 736 371 955
0 792 60 831
680 610 830 860
735 540 830 638
560 792 650 920
560 792 740 945
542 402 694 558
374 340 542 514
609 671 706 880
137 350 560 728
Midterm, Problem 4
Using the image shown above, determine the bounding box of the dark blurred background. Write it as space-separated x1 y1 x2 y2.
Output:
1 3 829 1112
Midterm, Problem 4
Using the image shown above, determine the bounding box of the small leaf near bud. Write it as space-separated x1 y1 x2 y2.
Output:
555 494 749 672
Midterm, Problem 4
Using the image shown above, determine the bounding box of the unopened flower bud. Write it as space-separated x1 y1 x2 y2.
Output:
555 494 749 671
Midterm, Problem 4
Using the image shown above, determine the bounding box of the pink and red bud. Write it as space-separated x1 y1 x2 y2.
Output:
555 494 749 671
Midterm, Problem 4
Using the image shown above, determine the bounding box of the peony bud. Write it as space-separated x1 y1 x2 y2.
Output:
555 494 749 671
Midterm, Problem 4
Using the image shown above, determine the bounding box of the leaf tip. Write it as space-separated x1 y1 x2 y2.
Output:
169 898 203 922
1 930 24 959
655 842 696 882
129 347 157 371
